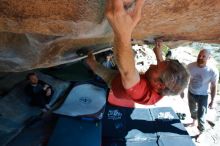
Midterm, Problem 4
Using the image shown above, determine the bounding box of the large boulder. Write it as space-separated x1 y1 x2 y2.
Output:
0 0 220 72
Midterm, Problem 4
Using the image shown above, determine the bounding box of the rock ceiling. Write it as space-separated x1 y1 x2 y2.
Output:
0 0 220 72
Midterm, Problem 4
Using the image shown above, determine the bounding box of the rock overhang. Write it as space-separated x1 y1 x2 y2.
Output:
0 0 220 72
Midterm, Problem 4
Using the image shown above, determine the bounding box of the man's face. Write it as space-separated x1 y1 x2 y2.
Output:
145 61 167 93
106 55 111 61
29 74 38 85
197 50 210 67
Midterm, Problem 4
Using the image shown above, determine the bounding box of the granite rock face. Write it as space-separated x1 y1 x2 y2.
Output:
0 0 220 72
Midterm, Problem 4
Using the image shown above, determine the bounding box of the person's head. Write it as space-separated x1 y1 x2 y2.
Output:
105 51 113 61
145 60 189 96
106 54 112 61
26 72 39 85
197 49 211 68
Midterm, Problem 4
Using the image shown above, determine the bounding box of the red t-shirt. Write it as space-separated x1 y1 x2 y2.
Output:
108 74 163 108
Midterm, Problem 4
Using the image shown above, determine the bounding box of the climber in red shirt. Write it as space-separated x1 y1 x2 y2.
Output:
86 0 189 108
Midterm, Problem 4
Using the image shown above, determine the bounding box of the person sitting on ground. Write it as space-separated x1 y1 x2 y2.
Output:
25 72 54 110
86 0 189 108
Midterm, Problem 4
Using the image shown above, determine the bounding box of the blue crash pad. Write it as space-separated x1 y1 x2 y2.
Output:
47 116 102 146
48 106 195 146
48 83 106 146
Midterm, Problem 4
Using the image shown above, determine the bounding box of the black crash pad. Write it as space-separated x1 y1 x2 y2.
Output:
102 105 195 146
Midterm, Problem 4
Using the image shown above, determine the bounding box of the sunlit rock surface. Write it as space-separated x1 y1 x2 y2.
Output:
0 0 220 72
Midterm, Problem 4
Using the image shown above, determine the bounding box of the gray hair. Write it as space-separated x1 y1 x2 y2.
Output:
160 59 190 96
